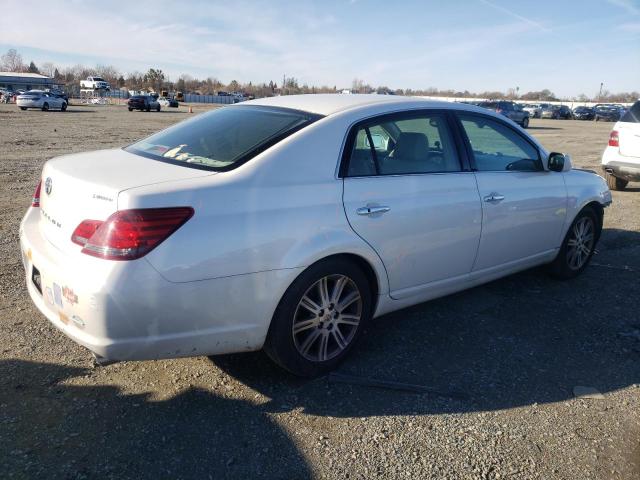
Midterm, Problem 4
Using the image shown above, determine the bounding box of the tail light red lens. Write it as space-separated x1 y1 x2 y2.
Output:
71 220 103 246
72 207 194 260
32 180 42 207
608 130 619 147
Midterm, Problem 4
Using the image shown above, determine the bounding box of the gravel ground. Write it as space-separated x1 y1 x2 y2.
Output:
1 103 639 479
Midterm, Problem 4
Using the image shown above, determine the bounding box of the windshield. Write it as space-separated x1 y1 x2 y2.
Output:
126 105 322 171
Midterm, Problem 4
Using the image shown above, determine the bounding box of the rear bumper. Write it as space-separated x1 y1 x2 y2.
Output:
19 207 297 361
602 148 640 181
16 99 40 108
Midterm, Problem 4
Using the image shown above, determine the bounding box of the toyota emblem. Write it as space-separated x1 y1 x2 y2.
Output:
45 177 52 195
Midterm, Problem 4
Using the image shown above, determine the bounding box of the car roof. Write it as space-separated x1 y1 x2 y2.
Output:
245 93 448 116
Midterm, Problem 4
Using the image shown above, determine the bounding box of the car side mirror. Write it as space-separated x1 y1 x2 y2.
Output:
548 152 571 172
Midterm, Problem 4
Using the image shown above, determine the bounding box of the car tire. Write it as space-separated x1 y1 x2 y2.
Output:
42 102 49 111
156 104 160 112
61 102 67 112
19 107 27 110
521 117 529 128
263 257 373 377
128 107 133 111
547 207 600 279
606 172 628 191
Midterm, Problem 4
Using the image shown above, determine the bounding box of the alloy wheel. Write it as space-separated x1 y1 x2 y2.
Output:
566 216 595 270
292 274 362 362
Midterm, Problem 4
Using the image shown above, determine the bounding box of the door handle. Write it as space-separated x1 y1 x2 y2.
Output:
483 193 505 203
357 206 391 216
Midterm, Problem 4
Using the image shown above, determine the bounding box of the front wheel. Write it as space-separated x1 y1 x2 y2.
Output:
19 106 27 110
264 258 373 377
606 172 628 191
521 117 529 128
42 102 49 111
548 207 600 279
61 102 67 111
128 107 133 111
156 104 160 112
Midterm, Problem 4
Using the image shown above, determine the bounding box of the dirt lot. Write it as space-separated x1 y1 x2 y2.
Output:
1 103 639 479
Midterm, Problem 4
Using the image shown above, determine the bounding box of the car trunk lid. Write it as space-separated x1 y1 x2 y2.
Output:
617 119 640 158
38 148 213 254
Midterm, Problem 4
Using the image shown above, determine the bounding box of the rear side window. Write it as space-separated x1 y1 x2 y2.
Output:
126 106 321 171
346 112 461 176
621 101 640 123
458 114 541 172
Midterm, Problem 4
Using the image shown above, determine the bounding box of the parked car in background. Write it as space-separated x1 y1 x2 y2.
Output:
0 88 13 103
541 105 573 120
478 100 530 127
20 94 611 376
602 100 640 190
80 76 111 90
522 104 542 118
17 90 67 111
594 104 621 122
158 97 179 108
127 95 161 112
573 106 595 120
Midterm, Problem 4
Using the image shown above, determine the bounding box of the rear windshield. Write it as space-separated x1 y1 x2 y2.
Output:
126 105 322 171
621 101 639 123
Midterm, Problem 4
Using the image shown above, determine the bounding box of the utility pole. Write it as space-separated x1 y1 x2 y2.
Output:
283 74 286 95
599 82 604 101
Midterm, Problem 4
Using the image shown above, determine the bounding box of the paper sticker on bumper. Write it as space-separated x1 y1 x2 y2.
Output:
45 287 54 306
53 283 63 308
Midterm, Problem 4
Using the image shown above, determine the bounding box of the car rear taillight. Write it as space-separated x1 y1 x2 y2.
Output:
608 130 619 147
71 220 103 246
72 207 194 260
32 180 42 207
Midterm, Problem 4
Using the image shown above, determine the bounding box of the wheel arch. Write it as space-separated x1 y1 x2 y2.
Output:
582 200 604 242
293 252 382 314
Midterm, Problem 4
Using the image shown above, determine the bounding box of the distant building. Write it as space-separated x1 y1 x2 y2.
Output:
0 71 62 91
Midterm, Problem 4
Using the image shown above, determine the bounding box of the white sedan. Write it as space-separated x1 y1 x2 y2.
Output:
20 95 612 376
17 90 67 111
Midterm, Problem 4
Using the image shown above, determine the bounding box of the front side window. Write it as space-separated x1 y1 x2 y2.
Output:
126 106 321 171
346 112 461 176
458 114 541 172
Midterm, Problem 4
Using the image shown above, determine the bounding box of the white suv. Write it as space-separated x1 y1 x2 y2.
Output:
602 100 640 190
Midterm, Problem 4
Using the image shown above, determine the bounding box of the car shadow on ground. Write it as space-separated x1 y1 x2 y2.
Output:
0 359 312 479
213 228 640 419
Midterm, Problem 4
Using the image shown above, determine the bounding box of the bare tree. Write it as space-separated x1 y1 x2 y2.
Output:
95 64 121 85
40 62 57 78
1 48 26 72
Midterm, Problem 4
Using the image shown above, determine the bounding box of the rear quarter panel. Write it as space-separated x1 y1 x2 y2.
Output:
118 115 389 293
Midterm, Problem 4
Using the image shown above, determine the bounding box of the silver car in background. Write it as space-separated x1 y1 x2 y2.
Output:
17 90 67 111
523 104 542 118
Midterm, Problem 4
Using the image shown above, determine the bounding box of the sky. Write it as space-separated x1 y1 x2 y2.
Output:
0 0 638 98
